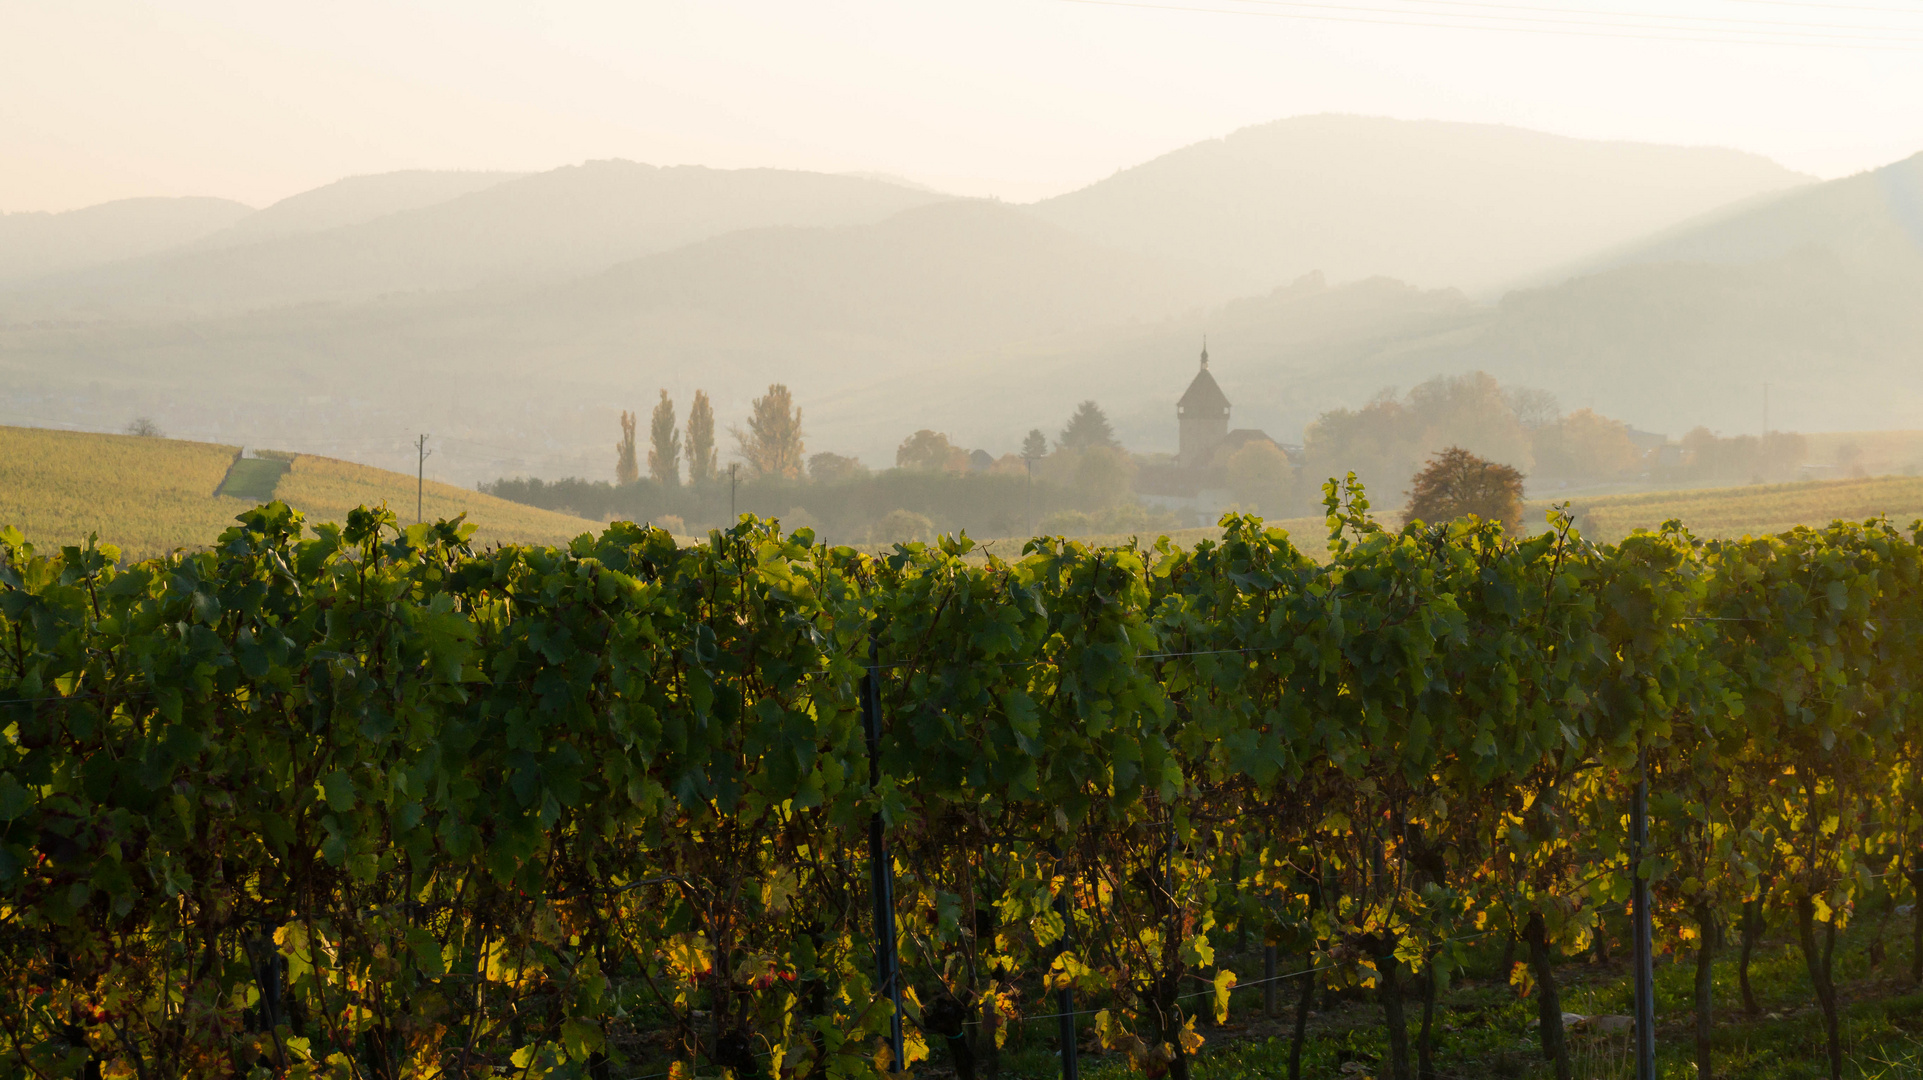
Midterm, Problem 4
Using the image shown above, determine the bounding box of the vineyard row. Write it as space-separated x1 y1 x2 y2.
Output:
2 482 1920 1080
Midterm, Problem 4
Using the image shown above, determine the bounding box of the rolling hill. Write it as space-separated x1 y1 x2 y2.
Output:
1338 151 1923 439
190 169 525 249
0 119 1911 489
0 425 602 559
0 199 1233 480
0 196 254 286
1555 150 1923 278
814 271 1485 458
1030 114 1810 294
1 162 954 317
948 150 1923 452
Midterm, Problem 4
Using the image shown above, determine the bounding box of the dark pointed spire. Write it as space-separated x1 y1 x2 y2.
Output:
1200 336 1209 371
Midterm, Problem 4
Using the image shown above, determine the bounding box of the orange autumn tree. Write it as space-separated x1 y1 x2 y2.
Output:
1403 445 1525 532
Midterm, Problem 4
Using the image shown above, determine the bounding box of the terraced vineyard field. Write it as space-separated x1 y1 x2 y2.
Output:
0 424 600 557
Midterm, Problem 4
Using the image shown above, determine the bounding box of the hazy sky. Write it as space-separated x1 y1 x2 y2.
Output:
5 0 1923 213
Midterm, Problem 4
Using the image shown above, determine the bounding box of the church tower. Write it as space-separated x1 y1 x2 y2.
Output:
1177 342 1230 469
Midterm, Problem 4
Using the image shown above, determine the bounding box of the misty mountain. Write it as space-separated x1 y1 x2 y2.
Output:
1030 115 1810 294
0 200 1231 477
191 170 526 249
1549 151 1923 278
811 272 1485 458
843 152 1923 458
1386 152 1923 438
1389 254 1923 442
5 127 1916 490
1139 153 1922 447
0 196 253 286
3 161 953 317
552 199 1234 348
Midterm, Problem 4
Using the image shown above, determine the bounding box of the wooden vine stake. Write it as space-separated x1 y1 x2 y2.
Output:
1632 748 1657 1080
863 632 906 1076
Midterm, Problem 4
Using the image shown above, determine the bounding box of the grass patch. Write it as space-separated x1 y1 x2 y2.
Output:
215 455 290 501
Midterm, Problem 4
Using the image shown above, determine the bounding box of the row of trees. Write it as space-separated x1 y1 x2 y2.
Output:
580 371 1834 545
1227 372 1822 521
892 402 1121 476
501 396 1144 543
5 493 1921 1080
617 384 812 489
615 389 722 487
1281 373 1629 517
614 388 1128 488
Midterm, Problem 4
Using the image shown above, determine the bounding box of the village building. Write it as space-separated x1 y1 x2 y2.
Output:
1136 343 1291 523
1177 345 1231 468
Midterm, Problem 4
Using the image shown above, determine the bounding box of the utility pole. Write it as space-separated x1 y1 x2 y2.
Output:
730 463 738 523
1762 382 1771 478
1024 454 1035 536
415 434 431 523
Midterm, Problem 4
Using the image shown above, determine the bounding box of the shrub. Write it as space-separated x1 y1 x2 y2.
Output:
873 507 935 544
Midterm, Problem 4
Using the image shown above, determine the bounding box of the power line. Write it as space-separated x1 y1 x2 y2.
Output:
1225 0 1923 38
1056 0 1923 48
1721 0 1923 14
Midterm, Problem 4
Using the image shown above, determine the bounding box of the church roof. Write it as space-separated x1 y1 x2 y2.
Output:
1178 346 1231 415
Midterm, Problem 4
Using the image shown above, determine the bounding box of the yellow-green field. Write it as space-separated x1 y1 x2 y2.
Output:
969 517 1331 562
976 477 1923 560
0 425 601 559
12 422 1923 562
1548 474 1923 544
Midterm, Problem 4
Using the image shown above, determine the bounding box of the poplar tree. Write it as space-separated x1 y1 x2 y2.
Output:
648 390 681 486
614 410 639 485
686 390 718 484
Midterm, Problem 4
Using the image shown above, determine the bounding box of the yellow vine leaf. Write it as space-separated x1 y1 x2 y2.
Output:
763 867 801 915
665 933 714 979
1212 969 1237 1023
1179 1015 1205 1055
1509 960 1535 999
904 1028 931 1065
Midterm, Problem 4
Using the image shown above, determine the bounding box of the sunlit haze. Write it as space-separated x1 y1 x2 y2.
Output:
11 5 1923 1067
5 0 1923 211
